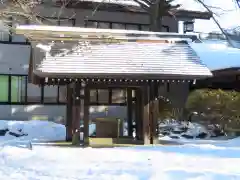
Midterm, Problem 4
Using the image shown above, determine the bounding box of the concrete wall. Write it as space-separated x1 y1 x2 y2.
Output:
0 44 30 75
0 105 65 121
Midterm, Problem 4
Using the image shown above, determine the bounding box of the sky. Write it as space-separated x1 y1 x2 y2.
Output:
182 0 240 33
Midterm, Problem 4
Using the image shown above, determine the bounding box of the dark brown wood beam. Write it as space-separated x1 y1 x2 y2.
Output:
127 88 133 137
72 83 81 145
66 85 73 142
83 86 90 146
143 86 150 145
135 88 143 141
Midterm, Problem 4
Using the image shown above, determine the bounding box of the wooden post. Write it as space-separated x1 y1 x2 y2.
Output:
83 86 90 146
142 86 151 145
72 83 81 145
127 88 133 137
135 88 143 141
65 85 73 142
150 82 158 144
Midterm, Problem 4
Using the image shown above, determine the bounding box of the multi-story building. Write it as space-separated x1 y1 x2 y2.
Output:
0 0 212 122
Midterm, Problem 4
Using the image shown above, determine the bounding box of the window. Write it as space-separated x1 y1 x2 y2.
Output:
11 76 26 103
40 17 75 26
44 86 58 103
97 89 109 103
85 20 150 31
126 24 140 30
112 23 125 29
0 75 9 102
90 89 97 102
0 74 64 105
162 26 170 32
98 22 110 29
85 21 169 32
27 83 41 103
11 17 28 42
0 20 11 41
132 89 136 98
58 86 66 103
141 25 150 31
0 17 29 43
112 89 126 103
85 21 98 28
59 19 75 26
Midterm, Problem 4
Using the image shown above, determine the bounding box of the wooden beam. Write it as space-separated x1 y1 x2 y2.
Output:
72 83 81 145
150 82 158 144
127 88 133 137
135 88 143 141
142 86 151 145
83 86 90 146
66 85 73 142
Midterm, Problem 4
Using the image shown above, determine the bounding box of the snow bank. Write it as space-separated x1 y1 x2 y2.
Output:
0 119 240 148
0 120 98 143
0 120 66 142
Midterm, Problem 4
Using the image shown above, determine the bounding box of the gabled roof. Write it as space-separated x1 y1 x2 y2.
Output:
32 41 211 79
16 25 212 79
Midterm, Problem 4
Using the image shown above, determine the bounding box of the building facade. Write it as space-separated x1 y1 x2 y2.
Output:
0 1 211 122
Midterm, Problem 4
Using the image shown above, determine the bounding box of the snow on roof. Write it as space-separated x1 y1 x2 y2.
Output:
191 42 240 71
80 0 140 6
15 25 178 36
173 0 207 12
16 25 196 41
79 0 208 13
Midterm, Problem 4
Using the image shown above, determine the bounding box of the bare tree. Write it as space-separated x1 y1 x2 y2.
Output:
132 0 237 47
0 0 42 23
0 0 78 35
194 0 235 47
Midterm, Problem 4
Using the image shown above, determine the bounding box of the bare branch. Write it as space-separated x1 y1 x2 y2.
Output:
194 0 235 48
132 0 150 11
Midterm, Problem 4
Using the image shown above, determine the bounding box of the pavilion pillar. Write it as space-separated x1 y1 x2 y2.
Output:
83 85 90 146
72 83 81 145
142 86 151 145
127 88 133 137
65 85 73 142
142 83 158 145
135 88 143 141
150 82 158 144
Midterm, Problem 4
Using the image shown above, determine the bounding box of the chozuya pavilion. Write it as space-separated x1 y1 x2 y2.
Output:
16 25 212 145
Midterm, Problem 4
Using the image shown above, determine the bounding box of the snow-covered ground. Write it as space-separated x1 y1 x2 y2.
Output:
1 144 240 180
0 120 240 179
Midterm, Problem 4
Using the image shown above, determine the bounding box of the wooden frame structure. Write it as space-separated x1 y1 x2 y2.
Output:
16 25 212 145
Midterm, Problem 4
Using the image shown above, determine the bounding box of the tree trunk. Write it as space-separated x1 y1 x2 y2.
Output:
149 0 163 32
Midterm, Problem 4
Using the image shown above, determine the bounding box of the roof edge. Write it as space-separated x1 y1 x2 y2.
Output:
16 25 198 41
52 1 212 20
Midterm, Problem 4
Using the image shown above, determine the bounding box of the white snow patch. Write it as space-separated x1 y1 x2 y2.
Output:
0 120 66 142
0 146 240 180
